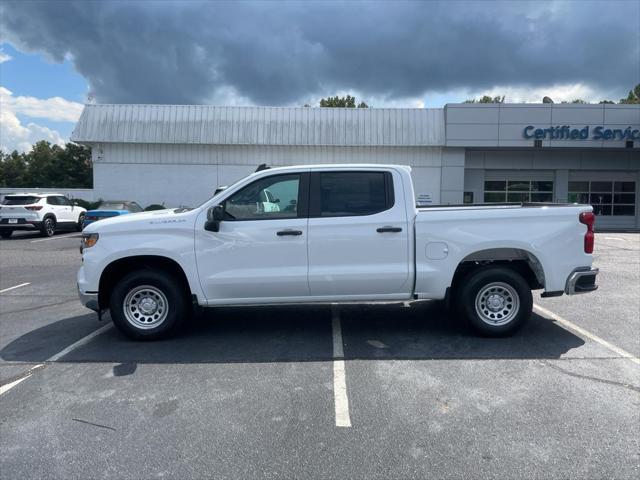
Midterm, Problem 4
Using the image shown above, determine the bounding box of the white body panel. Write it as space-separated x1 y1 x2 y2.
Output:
77 164 595 309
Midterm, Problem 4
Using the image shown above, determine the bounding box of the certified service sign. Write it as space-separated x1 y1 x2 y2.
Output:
523 125 640 141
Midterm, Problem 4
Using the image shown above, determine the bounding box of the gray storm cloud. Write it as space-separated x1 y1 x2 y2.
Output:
1 0 638 105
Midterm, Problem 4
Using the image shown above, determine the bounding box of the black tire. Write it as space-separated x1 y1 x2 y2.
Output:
0 230 13 239
455 266 533 337
109 269 189 340
40 216 56 237
77 213 86 232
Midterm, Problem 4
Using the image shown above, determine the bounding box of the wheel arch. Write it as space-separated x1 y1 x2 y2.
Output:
98 255 192 310
450 248 545 294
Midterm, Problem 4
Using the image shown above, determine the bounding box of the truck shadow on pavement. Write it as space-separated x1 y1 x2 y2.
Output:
1 301 585 365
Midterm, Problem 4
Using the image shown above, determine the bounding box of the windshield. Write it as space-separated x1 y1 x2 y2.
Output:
2 196 41 205
97 202 126 210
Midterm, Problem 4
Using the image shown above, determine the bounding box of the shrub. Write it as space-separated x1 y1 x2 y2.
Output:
144 204 166 211
74 198 102 210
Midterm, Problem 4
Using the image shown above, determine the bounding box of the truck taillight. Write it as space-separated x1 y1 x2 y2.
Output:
579 211 595 254
25 205 43 211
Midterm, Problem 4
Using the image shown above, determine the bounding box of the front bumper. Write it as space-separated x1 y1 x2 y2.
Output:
78 287 99 312
565 267 599 295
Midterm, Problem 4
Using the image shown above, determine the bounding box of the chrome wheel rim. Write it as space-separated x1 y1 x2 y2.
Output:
45 219 54 236
474 282 519 326
123 285 169 329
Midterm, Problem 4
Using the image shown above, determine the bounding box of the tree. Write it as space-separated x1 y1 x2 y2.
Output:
464 95 504 104
619 84 640 104
0 142 92 188
319 95 368 108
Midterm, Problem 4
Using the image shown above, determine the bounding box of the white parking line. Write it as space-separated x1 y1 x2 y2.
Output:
534 304 640 365
0 364 44 396
604 236 624 241
0 323 113 396
47 323 113 362
0 282 30 294
31 233 81 243
331 304 352 428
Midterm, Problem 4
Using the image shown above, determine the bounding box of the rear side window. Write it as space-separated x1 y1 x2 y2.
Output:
311 171 394 217
2 196 41 205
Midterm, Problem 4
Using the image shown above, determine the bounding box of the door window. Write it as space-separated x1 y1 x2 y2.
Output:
569 181 636 216
224 174 301 220
484 180 554 203
47 196 61 205
312 171 393 217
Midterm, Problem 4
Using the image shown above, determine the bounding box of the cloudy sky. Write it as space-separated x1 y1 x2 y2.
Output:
1 0 639 152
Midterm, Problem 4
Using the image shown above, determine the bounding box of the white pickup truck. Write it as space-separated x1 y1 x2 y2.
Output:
77 164 598 340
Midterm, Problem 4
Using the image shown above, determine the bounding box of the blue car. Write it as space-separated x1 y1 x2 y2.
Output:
82 201 144 229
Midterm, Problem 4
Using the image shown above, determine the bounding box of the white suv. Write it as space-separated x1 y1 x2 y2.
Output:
0 193 87 238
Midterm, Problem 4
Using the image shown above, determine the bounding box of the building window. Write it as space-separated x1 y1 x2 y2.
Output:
484 180 554 203
463 192 474 204
568 181 636 216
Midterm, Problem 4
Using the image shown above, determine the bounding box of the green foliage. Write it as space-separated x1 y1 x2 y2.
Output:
619 83 640 104
144 204 166 211
464 95 504 104
0 141 93 188
74 198 103 210
319 95 368 108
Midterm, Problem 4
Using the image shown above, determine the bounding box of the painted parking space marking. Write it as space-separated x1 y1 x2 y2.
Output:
0 323 113 396
0 364 44 396
0 282 30 294
331 304 352 428
47 323 113 362
534 304 640 365
31 233 81 243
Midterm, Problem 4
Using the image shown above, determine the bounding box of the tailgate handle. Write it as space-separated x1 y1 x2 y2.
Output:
377 226 402 233
277 229 303 236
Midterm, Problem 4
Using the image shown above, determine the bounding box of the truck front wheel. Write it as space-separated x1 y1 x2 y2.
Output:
456 266 533 336
109 270 188 340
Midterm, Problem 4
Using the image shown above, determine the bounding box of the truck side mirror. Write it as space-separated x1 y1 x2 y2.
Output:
205 205 224 232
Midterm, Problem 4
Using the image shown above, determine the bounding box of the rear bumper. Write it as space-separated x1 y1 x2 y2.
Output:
0 219 42 231
565 267 599 295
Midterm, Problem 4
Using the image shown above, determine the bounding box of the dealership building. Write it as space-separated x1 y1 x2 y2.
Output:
71 102 640 230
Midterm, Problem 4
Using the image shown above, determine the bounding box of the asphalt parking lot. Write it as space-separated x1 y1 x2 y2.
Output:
1 231 639 479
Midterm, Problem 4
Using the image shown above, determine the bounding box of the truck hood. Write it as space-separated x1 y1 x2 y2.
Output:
82 208 194 233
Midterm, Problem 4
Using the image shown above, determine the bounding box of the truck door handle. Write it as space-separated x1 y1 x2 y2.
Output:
277 229 303 236
377 226 402 233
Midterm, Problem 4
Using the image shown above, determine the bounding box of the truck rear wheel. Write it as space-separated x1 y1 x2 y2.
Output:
109 270 188 340
0 230 13 239
456 266 532 336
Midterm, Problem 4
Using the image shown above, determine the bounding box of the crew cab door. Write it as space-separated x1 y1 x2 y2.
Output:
307 169 411 298
194 172 310 303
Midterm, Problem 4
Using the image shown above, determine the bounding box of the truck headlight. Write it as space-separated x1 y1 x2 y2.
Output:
81 233 99 252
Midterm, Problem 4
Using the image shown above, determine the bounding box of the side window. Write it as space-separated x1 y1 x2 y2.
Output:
224 174 301 220
130 202 143 212
314 171 393 217
58 196 71 206
47 196 60 206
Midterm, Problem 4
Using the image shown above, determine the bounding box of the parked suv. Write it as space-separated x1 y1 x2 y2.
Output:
0 193 86 238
